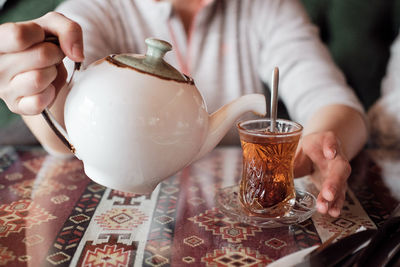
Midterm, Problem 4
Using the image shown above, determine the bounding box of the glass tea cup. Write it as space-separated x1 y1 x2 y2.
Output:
237 118 303 218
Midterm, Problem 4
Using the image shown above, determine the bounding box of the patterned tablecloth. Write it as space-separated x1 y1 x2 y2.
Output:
0 146 398 267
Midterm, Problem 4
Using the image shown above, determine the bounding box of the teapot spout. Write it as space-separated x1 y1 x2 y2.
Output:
194 93 266 161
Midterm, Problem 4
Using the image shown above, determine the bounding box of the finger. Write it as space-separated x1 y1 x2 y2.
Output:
9 66 58 98
17 84 56 115
321 181 337 202
0 22 44 53
2 42 64 79
301 136 326 166
49 64 68 106
33 12 84 61
319 158 350 202
328 188 346 217
316 194 329 214
322 132 338 160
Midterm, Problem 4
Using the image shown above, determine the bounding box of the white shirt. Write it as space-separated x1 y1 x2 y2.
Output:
368 32 400 149
57 0 364 144
0 0 7 10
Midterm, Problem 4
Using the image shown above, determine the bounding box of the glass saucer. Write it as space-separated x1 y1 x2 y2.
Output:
216 185 316 228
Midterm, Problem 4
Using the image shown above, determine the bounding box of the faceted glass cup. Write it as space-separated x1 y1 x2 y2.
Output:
237 118 303 218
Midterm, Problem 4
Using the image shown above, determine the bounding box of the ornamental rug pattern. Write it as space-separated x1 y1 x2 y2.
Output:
0 245 16 265
188 207 262 243
202 246 273 266
77 234 137 267
0 149 101 267
0 147 395 267
0 199 56 237
68 181 165 267
95 207 148 230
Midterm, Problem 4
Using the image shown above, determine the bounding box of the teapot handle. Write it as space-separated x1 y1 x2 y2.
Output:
41 108 75 154
41 61 80 154
40 35 80 154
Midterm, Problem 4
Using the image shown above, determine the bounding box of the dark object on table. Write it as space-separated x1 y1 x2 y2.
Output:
294 229 376 267
354 204 400 267
295 203 400 267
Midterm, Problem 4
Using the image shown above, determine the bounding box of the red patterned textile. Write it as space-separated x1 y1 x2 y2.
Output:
0 146 397 266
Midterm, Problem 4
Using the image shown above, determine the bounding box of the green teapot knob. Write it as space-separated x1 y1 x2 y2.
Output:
145 38 172 60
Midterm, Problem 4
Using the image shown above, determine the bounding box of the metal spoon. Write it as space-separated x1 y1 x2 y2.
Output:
270 67 279 132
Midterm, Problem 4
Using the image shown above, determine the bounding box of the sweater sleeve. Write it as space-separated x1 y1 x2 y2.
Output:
256 0 364 125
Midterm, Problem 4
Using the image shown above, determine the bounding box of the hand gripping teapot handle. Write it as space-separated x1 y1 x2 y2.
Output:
40 35 80 154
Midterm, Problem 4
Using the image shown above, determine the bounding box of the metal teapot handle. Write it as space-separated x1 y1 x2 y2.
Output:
40 36 80 154
42 108 75 153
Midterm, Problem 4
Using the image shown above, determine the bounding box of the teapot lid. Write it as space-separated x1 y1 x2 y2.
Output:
110 38 191 83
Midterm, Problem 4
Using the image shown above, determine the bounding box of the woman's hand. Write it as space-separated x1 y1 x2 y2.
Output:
294 131 351 217
0 12 84 115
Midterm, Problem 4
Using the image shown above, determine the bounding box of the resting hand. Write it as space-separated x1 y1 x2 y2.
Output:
0 12 83 115
294 131 351 217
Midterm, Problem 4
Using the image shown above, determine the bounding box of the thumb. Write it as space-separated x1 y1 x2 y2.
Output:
294 148 313 177
33 12 84 62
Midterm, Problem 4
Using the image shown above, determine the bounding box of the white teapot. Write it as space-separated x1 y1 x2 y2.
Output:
43 38 266 193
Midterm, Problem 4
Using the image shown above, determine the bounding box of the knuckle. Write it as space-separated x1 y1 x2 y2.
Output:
36 45 51 65
44 11 61 20
44 11 82 35
31 94 49 112
346 163 352 176
8 23 27 48
342 161 351 177
327 183 337 193
30 70 44 91
30 68 55 91
66 21 82 34
8 22 41 50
